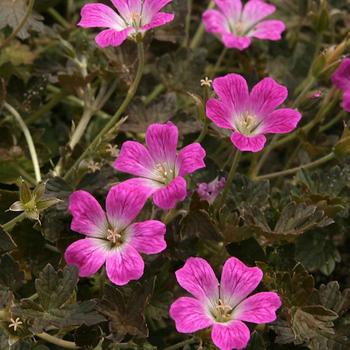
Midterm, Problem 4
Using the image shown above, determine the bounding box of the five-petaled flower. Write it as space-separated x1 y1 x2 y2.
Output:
202 0 285 51
170 257 281 350
78 0 175 48
114 122 206 210
206 73 302 152
65 183 166 286
331 58 350 112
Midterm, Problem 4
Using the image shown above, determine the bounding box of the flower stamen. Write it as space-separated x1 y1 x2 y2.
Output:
107 228 123 245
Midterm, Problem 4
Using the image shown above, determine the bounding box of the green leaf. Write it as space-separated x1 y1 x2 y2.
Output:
0 254 24 291
318 281 350 315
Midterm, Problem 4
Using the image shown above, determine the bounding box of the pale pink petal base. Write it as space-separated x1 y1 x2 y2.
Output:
211 321 250 350
106 245 144 286
175 257 219 301
169 297 213 333
231 133 267 152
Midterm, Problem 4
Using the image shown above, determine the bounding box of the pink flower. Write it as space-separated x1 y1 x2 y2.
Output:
64 183 166 286
78 0 175 48
114 122 206 210
331 58 350 112
170 257 281 350
197 176 226 205
202 0 285 51
206 73 302 152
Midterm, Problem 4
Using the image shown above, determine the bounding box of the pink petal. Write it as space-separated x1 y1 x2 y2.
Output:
169 297 213 333
78 3 125 29
211 321 250 350
114 141 156 178
125 0 142 14
220 257 263 308
342 91 350 112
142 0 173 22
215 0 242 22
250 20 285 40
175 257 219 302
261 108 301 134
206 99 234 129
106 244 144 285
234 292 282 324
222 33 252 50
111 0 132 20
332 58 350 92
145 122 178 165
141 12 175 31
95 28 131 48
120 177 163 196
202 9 230 34
249 77 288 115
68 190 107 237
231 132 266 152
242 0 276 26
105 183 149 230
128 220 166 254
64 238 107 277
176 143 206 177
153 176 187 209
213 74 249 116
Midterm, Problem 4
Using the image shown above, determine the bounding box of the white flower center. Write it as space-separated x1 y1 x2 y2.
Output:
235 112 262 136
211 299 234 323
130 12 141 27
154 163 175 184
106 227 124 246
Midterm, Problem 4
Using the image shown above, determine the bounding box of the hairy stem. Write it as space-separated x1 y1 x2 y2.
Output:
64 42 145 180
37 332 80 349
0 0 35 49
253 152 335 181
4 103 41 183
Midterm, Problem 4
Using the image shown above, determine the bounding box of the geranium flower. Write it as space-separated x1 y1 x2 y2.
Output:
206 73 302 152
64 183 166 286
78 0 175 48
331 58 350 112
114 122 206 210
202 0 285 51
170 257 281 350
197 176 226 205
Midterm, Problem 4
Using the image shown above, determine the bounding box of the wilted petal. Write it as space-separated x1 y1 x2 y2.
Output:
106 183 149 230
128 220 166 254
78 3 125 29
106 244 144 285
250 20 285 40
234 292 282 323
231 132 266 152
175 257 219 302
152 176 187 209
95 28 131 48
169 297 213 333
114 141 156 178
250 77 288 115
64 238 107 277
176 143 206 177
211 321 250 350
145 122 178 165
220 257 263 308
242 0 276 26
69 190 107 237
261 108 301 134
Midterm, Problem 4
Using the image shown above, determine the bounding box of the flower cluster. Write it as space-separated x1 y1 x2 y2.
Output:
332 58 350 112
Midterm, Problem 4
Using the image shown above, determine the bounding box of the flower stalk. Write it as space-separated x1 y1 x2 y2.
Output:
36 333 80 349
1 212 26 232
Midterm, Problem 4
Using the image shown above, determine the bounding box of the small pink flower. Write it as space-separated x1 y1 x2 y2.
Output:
197 176 226 205
114 122 206 210
331 58 350 112
64 183 166 286
78 0 175 48
202 0 285 51
206 73 302 152
170 257 281 350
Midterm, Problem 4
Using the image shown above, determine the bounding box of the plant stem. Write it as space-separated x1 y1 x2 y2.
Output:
0 0 35 49
164 338 197 350
189 0 215 49
319 110 347 133
253 152 335 181
37 332 80 349
2 212 26 232
211 47 228 78
215 150 241 209
144 83 165 106
183 0 193 48
47 7 71 28
4 102 41 183
63 42 145 180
